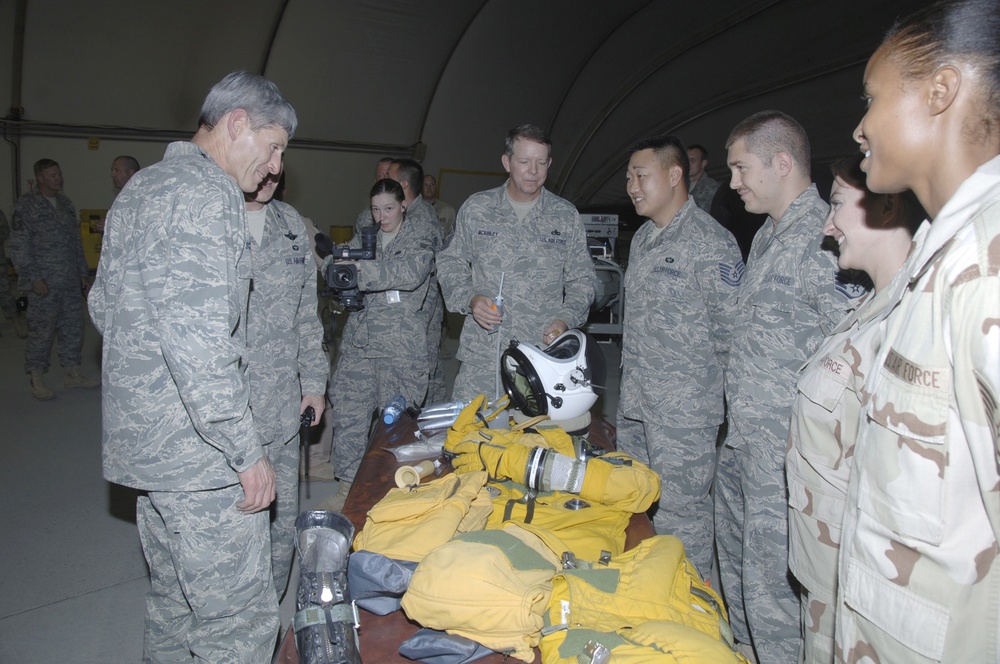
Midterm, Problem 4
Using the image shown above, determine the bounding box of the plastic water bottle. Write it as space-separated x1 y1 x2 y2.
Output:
383 395 407 425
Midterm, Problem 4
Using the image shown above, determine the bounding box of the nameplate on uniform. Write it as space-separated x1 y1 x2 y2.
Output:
884 349 942 389
538 235 567 246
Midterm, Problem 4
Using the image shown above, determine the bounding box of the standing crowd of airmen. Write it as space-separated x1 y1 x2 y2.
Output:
5 2 999 661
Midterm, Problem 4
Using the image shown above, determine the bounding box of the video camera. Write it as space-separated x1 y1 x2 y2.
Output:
315 226 377 312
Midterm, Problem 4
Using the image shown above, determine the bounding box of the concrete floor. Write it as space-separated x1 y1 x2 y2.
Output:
0 307 621 663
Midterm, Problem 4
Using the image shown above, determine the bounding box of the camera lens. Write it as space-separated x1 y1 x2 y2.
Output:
332 265 357 288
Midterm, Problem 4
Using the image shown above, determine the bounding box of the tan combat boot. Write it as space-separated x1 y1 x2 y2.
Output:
65 365 100 389
29 371 55 400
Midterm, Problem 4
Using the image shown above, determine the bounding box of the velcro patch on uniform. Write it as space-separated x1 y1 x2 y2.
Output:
719 261 744 287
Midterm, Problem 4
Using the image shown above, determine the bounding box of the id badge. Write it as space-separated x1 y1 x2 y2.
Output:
386 290 401 304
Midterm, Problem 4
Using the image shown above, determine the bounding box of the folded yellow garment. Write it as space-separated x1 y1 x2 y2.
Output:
402 524 560 663
542 535 732 643
486 482 632 561
352 471 491 562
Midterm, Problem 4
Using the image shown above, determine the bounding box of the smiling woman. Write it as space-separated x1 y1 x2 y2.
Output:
821 154 923 292
835 1 1000 661
786 152 924 664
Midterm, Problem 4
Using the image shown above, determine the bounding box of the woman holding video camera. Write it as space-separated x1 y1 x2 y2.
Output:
328 178 442 484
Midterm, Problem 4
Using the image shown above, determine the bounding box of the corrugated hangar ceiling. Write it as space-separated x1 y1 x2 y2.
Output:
0 0 927 220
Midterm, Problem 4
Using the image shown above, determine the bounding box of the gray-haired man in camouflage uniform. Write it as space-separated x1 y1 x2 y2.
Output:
8 159 99 398
715 111 865 664
244 169 327 602
618 135 742 580
88 72 296 664
437 124 596 402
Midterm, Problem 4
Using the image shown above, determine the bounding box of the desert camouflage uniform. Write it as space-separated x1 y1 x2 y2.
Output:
835 157 1000 663
88 141 277 663
786 240 923 664
715 185 865 664
616 197 742 577
437 183 597 402
9 189 89 372
329 210 441 480
356 195 447 405
0 210 18 321
247 199 327 600
690 174 720 213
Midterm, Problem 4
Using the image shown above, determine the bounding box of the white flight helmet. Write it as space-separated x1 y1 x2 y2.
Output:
500 329 606 422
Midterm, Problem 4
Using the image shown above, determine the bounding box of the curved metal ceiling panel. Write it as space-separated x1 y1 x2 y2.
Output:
1 0 929 215
266 0 481 145
18 0 283 129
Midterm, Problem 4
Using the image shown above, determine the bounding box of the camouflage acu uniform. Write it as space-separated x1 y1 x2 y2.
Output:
437 183 597 402
616 197 742 577
0 210 18 321
786 251 921 663
8 189 89 372
356 195 447 405
88 142 278 662
714 185 865 664
690 174 721 213
432 198 457 242
329 210 441 481
835 158 1000 663
411 197 448 405
247 199 327 600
